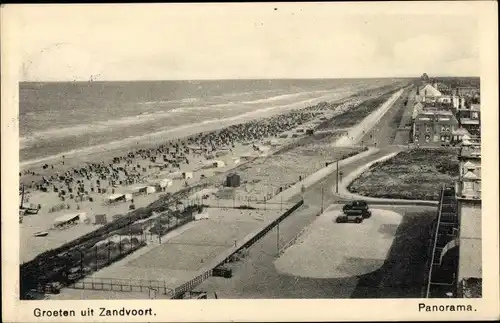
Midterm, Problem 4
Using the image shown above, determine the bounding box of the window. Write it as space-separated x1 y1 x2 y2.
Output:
425 135 431 142
441 136 446 142
472 112 479 119
441 126 446 132
426 127 431 133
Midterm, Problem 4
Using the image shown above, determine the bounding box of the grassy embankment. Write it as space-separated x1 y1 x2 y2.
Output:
348 148 459 201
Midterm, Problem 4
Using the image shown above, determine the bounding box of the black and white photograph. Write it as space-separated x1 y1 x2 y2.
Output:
2 2 498 322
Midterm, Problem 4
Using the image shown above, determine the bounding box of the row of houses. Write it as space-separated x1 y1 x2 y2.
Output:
411 83 481 146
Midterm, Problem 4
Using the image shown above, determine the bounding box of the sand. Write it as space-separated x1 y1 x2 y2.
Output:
274 207 402 279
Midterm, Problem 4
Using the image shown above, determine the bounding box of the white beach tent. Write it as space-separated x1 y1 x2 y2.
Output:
182 172 193 179
107 193 125 203
146 186 156 194
158 178 173 189
212 160 225 168
53 212 89 228
194 211 210 221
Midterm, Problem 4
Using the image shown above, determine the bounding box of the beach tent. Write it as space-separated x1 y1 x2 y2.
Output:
182 172 193 179
107 193 125 203
146 186 156 194
232 157 241 165
158 178 173 189
212 160 225 168
124 193 133 201
194 212 210 221
167 171 183 180
53 212 89 228
129 185 148 195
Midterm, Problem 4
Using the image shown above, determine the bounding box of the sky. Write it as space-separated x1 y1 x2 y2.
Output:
10 3 481 81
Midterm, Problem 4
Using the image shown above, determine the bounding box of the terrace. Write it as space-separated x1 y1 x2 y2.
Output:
456 202 482 298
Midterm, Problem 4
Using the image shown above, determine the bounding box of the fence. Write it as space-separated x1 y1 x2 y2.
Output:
70 277 174 298
171 199 304 299
425 185 459 298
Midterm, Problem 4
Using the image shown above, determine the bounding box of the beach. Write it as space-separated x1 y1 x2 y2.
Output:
19 79 407 301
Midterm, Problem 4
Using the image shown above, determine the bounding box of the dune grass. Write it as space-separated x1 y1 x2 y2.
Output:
348 148 459 201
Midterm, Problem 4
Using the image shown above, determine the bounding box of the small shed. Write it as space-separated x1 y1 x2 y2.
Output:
94 214 108 225
226 173 240 188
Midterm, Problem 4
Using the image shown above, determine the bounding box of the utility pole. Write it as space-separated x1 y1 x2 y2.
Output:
336 160 339 193
321 187 324 214
276 222 280 255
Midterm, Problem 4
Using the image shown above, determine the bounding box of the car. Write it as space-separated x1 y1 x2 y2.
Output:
336 212 364 224
342 200 369 212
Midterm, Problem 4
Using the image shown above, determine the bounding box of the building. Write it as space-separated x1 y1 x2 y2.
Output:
416 84 443 104
456 86 480 97
451 128 472 144
457 104 480 136
455 143 482 297
412 110 458 146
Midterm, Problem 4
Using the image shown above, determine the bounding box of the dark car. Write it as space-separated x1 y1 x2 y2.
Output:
342 201 371 218
343 200 369 212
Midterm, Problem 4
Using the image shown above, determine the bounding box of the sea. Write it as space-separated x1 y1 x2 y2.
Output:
19 78 405 165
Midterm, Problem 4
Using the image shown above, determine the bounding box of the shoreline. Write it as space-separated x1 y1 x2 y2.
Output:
20 83 399 171
19 90 352 169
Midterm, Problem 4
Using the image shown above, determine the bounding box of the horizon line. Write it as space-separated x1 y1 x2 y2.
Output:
20 75 480 83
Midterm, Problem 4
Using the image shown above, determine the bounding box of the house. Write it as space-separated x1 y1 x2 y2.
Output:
437 95 452 104
457 104 480 136
419 84 443 103
412 102 425 119
456 86 480 97
451 128 472 144
412 110 458 146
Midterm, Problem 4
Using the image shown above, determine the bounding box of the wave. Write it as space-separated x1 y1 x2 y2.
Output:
21 88 360 168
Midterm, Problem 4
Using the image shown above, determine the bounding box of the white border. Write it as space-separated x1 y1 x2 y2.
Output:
2 2 498 322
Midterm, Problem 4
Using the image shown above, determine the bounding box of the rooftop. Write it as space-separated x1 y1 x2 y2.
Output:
460 118 480 125
460 145 481 159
